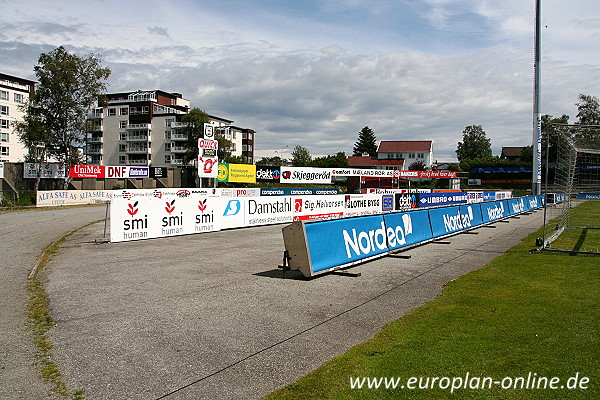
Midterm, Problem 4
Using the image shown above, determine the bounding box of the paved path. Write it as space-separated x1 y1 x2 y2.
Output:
0 206 106 399
43 208 548 400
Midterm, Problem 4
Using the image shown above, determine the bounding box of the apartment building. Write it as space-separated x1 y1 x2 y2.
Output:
86 90 256 167
0 73 36 162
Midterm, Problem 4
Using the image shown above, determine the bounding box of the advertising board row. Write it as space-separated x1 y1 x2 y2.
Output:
109 190 520 243
66 165 167 179
283 195 545 277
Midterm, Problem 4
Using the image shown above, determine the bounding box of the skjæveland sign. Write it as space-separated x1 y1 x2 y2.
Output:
69 165 149 178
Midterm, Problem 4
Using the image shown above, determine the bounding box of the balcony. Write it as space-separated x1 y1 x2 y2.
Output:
126 123 151 130
171 146 187 153
126 146 149 154
128 158 149 165
171 122 189 128
171 158 184 166
126 133 149 142
88 136 103 143
87 146 102 154
170 132 188 140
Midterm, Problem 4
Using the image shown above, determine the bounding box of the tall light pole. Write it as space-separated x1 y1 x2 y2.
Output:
532 0 542 195
280 145 289 162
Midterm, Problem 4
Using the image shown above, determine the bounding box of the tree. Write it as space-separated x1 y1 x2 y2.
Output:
353 126 378 156
27 46 110 188
311 152 349 168
182 108 210 164
541 114 570 166
291 145 312 167
224 155 248 164
456 125 492 161
408 160 426 171
575 94 600 126
216 134 233 162
12 105 50 192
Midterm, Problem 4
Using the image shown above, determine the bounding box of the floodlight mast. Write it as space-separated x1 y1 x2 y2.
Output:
532 0 542 195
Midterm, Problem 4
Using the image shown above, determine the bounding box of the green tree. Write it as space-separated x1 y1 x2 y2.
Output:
216 134 233 162
408 160 426 170
456 125 492 162
225 155 248 164
575 94 600 126
353 126 378 156
291 145 312 167
182 108 210 164
27 46 110 188
256 156 285 166
541 114 570 166
13 105 50 192
311 152 349 168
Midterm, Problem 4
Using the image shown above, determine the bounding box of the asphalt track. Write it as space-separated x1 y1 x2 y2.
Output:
0 205 107 399
34 207 551 400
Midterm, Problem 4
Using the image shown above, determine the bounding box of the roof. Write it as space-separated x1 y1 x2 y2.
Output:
348 156 405 167
378 141 432 152
501 147 526 158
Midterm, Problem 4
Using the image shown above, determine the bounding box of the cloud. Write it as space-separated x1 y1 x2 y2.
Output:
147 26 171 40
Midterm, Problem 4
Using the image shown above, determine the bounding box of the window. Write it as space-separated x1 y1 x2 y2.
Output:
0 119 8 129
242 132 248 139
0 105 8 115
119 120 127 129
14 93 24 103
120 107 128 115
408 153 416 158
165 154 171 163
165 118 174 127
248 144 253 151
248 132 253 140
0 90 8 100
417 153 425 159
0 146 8 156
0 132 8 142
164 142 171 151
107 108 116 116
119 155 126 164
119 132 127 141
119 144 126 152
164 130 171 139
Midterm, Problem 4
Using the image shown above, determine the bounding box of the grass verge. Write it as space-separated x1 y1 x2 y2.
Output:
27 220 103 399
264 202 600 400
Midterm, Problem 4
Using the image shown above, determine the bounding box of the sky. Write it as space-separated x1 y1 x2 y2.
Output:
1 0 599 162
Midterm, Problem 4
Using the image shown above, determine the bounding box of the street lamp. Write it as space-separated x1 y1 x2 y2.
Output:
280 145 289 162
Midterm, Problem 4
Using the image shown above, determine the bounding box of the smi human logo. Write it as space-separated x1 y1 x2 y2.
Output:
162 199 183 235
122 201 148 240
165 199 176 214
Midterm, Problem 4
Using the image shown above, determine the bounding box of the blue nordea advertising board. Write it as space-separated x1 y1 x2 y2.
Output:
304 215 389 273
383 210 433 251
481 201 508 223
577 192 600 199
418 192 468 208
508 197 527 214
429 205 482 237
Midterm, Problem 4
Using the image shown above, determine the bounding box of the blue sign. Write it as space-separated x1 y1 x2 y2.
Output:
429 205 480 237
481 201 508 223
418 192 468 208
470 167 533 174
459 204 483 227
129 167 149 178
577 193 600 200
483 192 496 201
304 215 388 273
383 210 432 251
382 194 394 212
260 188 340 196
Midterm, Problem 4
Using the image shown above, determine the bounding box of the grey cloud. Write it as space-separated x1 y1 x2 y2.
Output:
147 26 171 39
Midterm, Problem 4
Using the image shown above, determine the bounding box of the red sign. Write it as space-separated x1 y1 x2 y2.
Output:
393 170 457 179
198 139 218 150
69 165 105 178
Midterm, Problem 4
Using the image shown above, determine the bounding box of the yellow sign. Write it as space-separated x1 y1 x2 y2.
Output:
217 163 256 183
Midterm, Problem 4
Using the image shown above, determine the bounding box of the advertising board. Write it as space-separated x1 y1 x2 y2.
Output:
69 165 105 178
292 195 344 221
395 193 419 211
110 195 221 242
344 194 384 217
217 163 256 183
68 165 149 179
383 209 433 251
481 201 508 223
260 188 340 196
303 215 389 274
429 205 480 237
198 139 218 178
24 163 67 179
37 190 114 207
280 166 332 184
417 192 468 208
577 193 600 199
255 166 281 183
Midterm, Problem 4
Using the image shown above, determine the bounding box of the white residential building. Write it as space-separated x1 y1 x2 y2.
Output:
0 73 36 162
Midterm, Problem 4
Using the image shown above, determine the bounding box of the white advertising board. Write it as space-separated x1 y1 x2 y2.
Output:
344 194 385 217
198 139 218 178
37 190 114 207
280 167 332 185
292 195 345 221
24 163 67 179
110 195 221 242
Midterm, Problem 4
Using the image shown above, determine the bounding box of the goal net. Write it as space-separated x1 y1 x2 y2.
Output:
538 125 600 254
